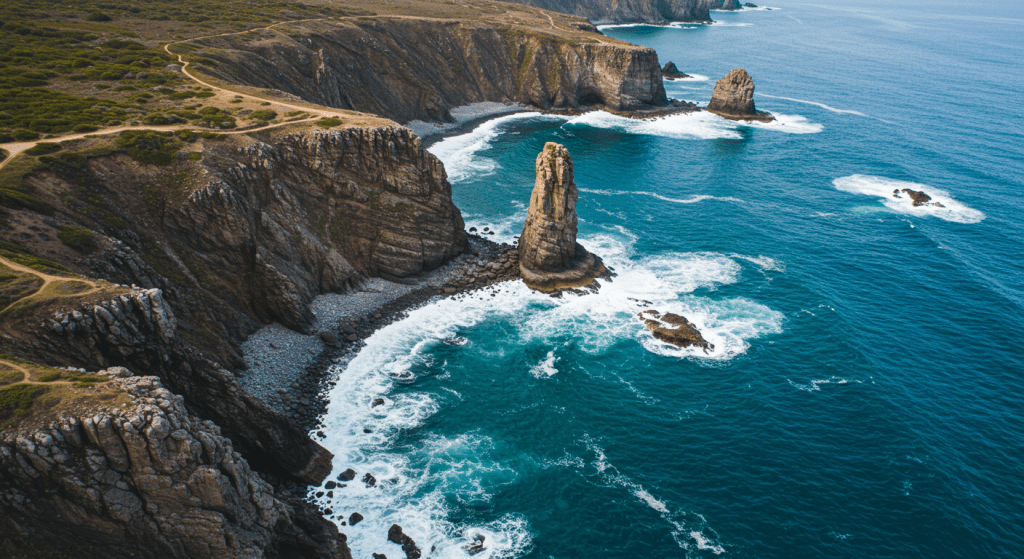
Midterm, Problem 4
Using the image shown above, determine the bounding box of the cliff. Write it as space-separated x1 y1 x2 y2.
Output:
0 121 466 555
0 368 348 558
189 17 668 123
502 0 715 24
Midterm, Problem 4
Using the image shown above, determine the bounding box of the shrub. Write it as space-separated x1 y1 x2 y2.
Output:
316 117 342 128
194 91 215 98
0 384 45 419
167 91 195 100
116 130 179 165
38 372 61 382
248 110 277 121
73 124 98 133
57 225 98 253
85 12 112 22
25 143 61 156
12 130 40 141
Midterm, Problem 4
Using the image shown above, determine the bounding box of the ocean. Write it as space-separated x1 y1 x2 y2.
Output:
315 1 1024 557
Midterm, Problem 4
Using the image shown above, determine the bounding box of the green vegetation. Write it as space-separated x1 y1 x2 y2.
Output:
0 367 22 386
0 383 45 419
116 130 180 165
248 110 277 121
0 240 74 275
316 117 343 128
38 371 61 382
24 142 61 156
57 225 98 253
0 263 43 308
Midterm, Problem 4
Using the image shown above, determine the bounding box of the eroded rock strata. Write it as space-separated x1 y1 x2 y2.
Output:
0 369 350 559
193 18 669 123
706 68 774 122
506 0 715 24
518 142 611 293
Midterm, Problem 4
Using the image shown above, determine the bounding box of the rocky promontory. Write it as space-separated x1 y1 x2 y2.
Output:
706 68 774 122
518 143 611 293
506 0 714 25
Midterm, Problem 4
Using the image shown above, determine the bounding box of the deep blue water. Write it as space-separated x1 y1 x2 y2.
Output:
316 2 1024 558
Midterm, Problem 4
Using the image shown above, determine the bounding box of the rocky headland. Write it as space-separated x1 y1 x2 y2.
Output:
518 143 611 293
706 68 774 122
505 0 715 25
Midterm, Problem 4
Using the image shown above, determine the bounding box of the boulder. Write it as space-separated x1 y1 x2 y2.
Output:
387 524 422 559
319 331 340 347
350 512 364 526
661 61 690 80
639 310 713 353
518 143 612 293
338 468 357 481
706 68 774 122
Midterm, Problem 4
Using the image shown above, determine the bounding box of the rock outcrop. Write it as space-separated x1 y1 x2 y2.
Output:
705 68 774 122
518 143 611 293
639 310 713 352
194 18 669 124
894 188 944 207
662 61 691 80
711 0 743 10
506 0 715 24
0 369 350 558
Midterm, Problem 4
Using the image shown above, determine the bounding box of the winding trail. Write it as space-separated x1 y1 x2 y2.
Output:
0 254 103 315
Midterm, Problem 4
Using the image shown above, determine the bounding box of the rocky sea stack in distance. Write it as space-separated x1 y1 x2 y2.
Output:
662 61 691 80
706 68 774 122
518 143 611 293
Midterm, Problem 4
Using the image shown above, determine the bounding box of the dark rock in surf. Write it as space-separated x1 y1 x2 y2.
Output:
639 310 714 353
662 61 691 80
706 68 774 122
339 468 357 481
350 512 364 526
388 524 423 559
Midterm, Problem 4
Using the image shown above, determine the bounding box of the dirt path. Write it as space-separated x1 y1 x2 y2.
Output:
0 358 86 386
0 254 102 315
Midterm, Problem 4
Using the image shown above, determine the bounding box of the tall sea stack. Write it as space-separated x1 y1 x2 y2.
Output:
519 143 611 293
706 68 774 122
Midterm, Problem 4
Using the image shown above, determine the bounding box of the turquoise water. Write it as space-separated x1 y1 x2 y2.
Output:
316 2 1024 557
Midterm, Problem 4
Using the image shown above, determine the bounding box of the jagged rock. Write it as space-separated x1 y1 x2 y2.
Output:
901 188 943 207
363 473 377 487
0 372 350 559
388 524 423 559
518 143 611 293
639 310 714 353
338 468 357 481
706 68 774 122
349 512 364 526
662 61 691 80
466 534 486 555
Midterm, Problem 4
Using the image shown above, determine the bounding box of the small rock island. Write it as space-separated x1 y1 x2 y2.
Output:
706 68 774 122
519 143 612 293
639 310 713 353
662 61 691 80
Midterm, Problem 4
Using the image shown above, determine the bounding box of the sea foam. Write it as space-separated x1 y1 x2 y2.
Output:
428 112 563 182
833 175 985 223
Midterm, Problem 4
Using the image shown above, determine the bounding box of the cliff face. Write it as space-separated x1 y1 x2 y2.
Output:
193 18 667 123
0 123 466 555
0 369 348 559
503 0 715 24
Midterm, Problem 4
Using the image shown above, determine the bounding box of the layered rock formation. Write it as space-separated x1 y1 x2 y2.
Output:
194 18 668 124
706 68 774 122
0 369 349 558
518 143 610 292
639 310 713 352
506 0 715 24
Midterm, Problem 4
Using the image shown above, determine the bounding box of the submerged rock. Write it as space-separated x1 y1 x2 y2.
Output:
706 68 774 122
662 61 691 80
639 310 714 353
518 143 612 293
